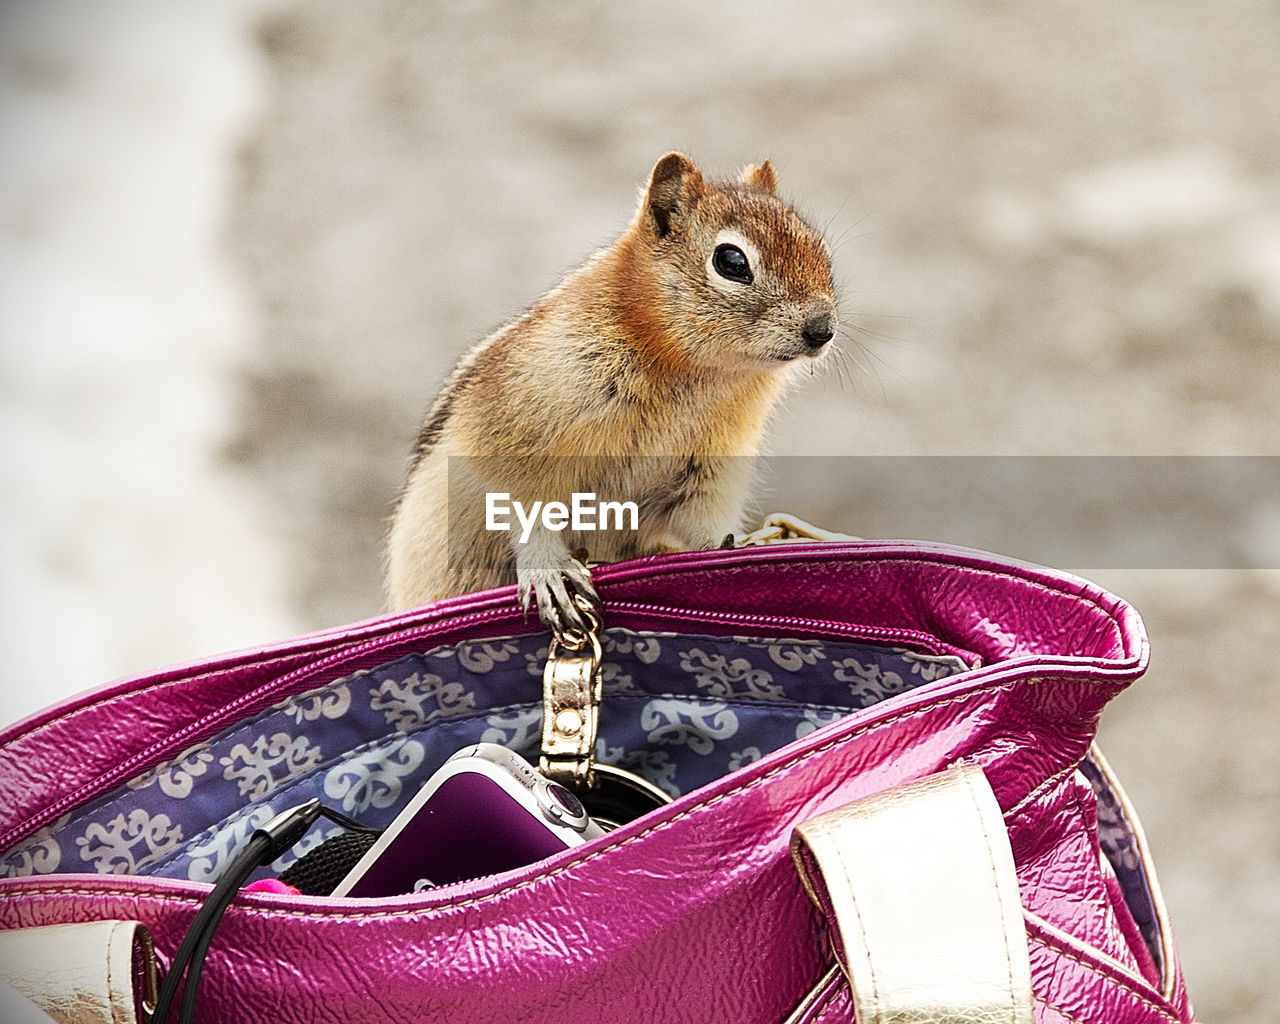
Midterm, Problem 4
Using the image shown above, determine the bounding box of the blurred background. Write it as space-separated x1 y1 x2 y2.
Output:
1 1 1277 1019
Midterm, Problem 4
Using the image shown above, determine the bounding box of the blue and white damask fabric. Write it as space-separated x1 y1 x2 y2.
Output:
1077 755 1164 977
2 630 971 885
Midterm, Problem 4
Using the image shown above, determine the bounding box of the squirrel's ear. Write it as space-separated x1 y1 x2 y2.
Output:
741 159 778 194
643 152 706 238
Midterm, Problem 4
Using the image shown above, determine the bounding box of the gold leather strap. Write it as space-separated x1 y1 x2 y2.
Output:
539 591 605 787
0 920 157 1024
791 764 1033 1024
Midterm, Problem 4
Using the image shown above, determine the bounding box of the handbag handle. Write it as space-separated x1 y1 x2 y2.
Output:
0 919 158 1024
790 764 1034 1024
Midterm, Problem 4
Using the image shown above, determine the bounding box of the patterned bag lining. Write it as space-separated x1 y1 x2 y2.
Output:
2 625 1157 967
4 630 968 883
1078 755 1165 978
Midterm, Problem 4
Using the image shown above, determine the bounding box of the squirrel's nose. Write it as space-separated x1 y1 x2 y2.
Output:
801 313 834 348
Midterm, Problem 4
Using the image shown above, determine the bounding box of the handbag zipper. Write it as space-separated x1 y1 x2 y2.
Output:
604 601 980 663
4 595 973 849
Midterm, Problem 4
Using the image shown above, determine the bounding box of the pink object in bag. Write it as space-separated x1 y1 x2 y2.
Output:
242 879 300 897
0 542 1196 1022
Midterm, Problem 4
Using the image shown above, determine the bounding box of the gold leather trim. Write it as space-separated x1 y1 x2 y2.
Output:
791 764 1034 1024
539 593 604 787
779 963 842 1024
0 919 152 1024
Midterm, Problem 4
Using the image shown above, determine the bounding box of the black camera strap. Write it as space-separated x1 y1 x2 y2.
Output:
152 799 378 1024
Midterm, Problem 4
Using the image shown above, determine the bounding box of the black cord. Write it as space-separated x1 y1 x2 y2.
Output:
152 799 325 1023
177 833 271 1023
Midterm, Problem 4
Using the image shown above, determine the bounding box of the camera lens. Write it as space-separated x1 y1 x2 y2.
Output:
547 783 586 818
538 781 591 830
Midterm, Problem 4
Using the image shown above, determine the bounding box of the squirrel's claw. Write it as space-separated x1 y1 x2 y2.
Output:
537 565 599 636
515 543 599 636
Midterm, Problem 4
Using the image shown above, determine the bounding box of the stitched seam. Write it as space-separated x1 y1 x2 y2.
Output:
1003 761 1079 821
818 818 880 1023
1033 994 1088 1024
106 920 121 1024
3 604 520 736
0 608 529 847
7 635 965 855
5 550 1137 851
608 602 962 658
611 554 1129 655
1018 779 1179 1017
35 681 911 878
963 768 1020 1024
37 673 1102 869
1066 779 1113 932
621 554 1121 622
2 683 1000 918
12 550 1133 742
1029 933 1182 1023
1025 778 1150 990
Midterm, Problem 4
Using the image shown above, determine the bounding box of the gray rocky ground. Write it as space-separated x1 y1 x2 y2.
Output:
3 2 1278 1020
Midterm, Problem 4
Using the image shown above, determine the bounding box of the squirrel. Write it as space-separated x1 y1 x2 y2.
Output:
386 152 839 632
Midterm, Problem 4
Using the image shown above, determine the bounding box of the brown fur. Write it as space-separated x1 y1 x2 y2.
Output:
387 152 838 624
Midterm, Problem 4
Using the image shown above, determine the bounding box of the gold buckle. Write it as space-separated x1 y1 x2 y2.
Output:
540 591 604 787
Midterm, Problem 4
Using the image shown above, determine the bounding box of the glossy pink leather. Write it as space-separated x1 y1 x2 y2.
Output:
0 543 1195 1023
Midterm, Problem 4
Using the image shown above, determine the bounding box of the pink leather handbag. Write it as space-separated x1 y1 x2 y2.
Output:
0 541 1196 1023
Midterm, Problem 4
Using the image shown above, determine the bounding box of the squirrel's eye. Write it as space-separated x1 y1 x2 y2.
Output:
712 244 753 285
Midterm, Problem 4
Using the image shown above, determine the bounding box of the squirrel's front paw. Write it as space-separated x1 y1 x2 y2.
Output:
515 544 599 635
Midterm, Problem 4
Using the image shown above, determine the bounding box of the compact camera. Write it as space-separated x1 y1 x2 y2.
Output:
330 743 606 898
